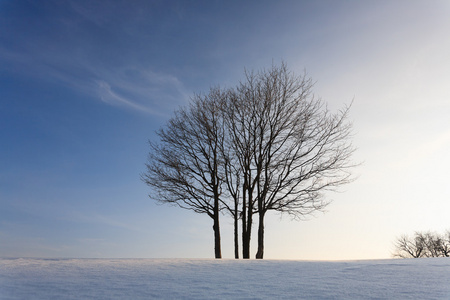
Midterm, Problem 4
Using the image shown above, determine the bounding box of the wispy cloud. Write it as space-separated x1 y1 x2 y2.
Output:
0 5 190 116
1 45 190 115
92 66 191 115
96 80 158 114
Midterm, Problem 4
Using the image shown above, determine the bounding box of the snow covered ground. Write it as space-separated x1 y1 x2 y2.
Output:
1 258 449 299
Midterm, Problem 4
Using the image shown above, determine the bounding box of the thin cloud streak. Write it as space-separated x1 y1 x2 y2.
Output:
1 34 189 116
92 67 191 115
96 80 158 114
1 46 189 115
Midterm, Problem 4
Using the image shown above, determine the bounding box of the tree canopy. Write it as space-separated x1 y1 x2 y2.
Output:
142 63 357 259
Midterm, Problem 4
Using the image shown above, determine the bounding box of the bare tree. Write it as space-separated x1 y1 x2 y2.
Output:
224 63 356 259
423 232 443 258
393 231 450 258
143 63 356 259
141 87 227 259
393 233 426 258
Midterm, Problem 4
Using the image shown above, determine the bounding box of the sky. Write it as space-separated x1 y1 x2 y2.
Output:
1 0 450 260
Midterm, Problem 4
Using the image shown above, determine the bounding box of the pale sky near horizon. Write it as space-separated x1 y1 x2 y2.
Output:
1 0 450 260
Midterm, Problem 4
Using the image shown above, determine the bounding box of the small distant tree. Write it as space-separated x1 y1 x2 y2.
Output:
393 233 426 258
393 230 450 258
423 232 443 258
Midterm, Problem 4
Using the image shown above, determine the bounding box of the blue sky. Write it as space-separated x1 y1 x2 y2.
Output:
1 0 450 259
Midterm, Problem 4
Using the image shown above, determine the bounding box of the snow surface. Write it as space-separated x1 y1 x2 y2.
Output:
0 258 449 299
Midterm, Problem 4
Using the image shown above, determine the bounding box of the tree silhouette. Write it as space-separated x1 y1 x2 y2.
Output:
143 63 356 259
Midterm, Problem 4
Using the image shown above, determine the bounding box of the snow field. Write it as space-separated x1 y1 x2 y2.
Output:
0 258 449 299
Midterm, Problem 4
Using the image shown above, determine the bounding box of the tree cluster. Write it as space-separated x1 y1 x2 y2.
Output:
142 63 356 259
393 230 450 258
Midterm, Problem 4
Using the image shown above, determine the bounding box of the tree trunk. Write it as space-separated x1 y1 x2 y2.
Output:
242 225 250 259
243 184 253 259
242 177 250 259
213 186 222 259
242 199 254 258
255 210 265 259
234 206 239 259
213 212 222 259
244 204 253 259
